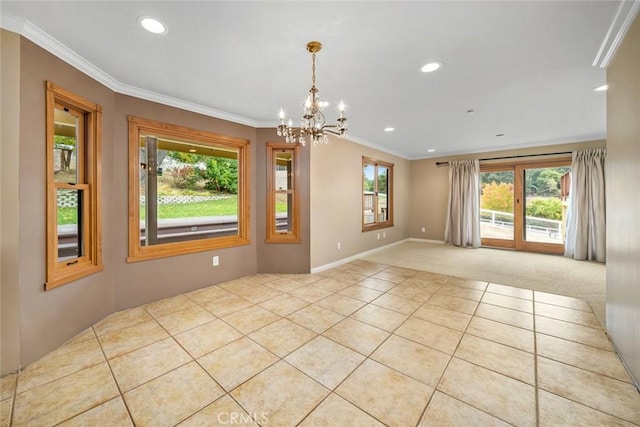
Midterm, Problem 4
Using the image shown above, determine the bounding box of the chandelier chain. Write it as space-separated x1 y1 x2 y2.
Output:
311 52 316 89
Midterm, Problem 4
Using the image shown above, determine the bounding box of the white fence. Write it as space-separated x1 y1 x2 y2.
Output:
480 209 563 240
58 193 233 208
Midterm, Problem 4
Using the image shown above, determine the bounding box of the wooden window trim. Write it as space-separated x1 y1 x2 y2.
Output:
479 157 571 254
266 142 301 243
362 156 394 232
127 115 250 262
45 82 103 289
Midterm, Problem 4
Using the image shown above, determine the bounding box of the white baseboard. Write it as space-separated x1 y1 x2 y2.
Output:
310 239 409 274
407 238 445 244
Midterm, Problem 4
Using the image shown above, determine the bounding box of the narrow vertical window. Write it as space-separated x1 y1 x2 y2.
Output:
266 142 300 242
46 82 102 289
362 157 394 231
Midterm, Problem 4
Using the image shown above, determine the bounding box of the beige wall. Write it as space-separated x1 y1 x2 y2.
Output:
409 140 606 241
310 138 410 269
256 128 311 273
1 30 22 374
606 14 640 384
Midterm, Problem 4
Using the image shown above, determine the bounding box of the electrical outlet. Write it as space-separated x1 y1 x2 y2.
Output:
377 233 380 240
383 232 386 238
212 256 219 266
421 226 426 233
337 242 341 250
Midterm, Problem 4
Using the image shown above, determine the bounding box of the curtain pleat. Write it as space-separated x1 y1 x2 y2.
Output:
444 160 481 248
564 149 606 262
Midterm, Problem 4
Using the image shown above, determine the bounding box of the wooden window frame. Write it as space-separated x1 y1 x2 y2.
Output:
127 116 250 262
45 82 103 289
480 158 571 254
266 142 301 243
362 156 394 232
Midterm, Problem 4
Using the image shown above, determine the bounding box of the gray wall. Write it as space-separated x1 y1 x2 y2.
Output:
2 34 310 372
256 128 311 273
1 30 22 374
606 14 640 385
17 36 117 370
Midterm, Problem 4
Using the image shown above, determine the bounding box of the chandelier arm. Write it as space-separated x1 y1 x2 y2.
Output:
322 127 346 136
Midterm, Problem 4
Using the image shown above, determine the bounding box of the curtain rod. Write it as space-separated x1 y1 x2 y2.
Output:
434 151 573 166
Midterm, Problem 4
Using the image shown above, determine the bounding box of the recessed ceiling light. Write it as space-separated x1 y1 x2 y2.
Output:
138 16 167 34
593 85 608 92
189 149 196 153
421 62 442 73
384 127 395 132
427 149 436 152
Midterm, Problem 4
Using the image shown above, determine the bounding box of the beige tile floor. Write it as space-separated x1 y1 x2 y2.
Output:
2 260 640 426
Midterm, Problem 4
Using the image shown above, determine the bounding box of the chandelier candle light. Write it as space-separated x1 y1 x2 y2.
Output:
277 41 348 146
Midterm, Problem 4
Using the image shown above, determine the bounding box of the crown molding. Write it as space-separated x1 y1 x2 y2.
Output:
0 11 25 33
254 119 411 158
117 82 258 127
0 12 258 127
344 133 409 159
593 0 640 68
1 12 411 158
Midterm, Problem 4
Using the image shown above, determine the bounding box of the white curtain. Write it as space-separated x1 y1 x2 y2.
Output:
564 149 606 262
444 160 481 248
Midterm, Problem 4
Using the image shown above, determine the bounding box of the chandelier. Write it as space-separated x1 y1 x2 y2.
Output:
277 41 348 146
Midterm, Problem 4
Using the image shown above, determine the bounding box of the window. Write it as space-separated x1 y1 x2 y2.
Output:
266 142 300 243
479 159 571 254
362 157 394 231
46 82 102 289
128 116 249 262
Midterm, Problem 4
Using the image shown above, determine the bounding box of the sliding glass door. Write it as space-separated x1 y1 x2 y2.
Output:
480 167 515 248
480 160 571 254
520 163 570 253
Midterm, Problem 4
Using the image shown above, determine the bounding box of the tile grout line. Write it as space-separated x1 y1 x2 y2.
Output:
184 279 330 425
148 302 244 426
414 280 479 425
279 265 389 425
534 379 640 425
8 372 17 427
117 305 218 407
533 294 540 427
90 325 136 426
402 276 459 427
295 267 424 426
12 334 119 424
417 280 521 427
10 265 624 426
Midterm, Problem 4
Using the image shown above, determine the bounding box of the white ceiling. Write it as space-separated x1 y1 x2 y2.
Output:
1 1 623 159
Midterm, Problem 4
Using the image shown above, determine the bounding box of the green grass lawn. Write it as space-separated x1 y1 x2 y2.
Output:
57 207 79 225
58 195 288 225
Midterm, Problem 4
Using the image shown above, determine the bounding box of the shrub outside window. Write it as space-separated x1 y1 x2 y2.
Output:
127 116 250 262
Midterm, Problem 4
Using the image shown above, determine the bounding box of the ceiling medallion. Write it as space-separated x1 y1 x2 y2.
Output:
277 41 348 146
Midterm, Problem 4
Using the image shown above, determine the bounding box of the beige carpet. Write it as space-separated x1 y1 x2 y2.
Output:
362 240 607 328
